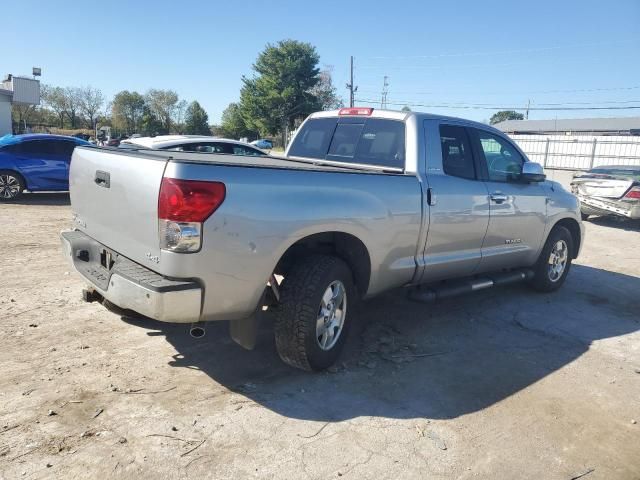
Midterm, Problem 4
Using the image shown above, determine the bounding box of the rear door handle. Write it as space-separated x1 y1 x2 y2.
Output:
490 193 508 203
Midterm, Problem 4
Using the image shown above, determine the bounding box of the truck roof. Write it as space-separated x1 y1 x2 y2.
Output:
309 108 504 134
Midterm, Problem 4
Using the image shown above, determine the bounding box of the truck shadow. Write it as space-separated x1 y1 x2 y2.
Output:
123 263 639 421
13 192 70 206
586 216 640 232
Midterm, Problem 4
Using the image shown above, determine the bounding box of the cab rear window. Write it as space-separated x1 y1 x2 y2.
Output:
289 117 405 169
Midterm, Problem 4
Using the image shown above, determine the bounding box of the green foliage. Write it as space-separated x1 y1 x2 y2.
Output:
240 39 322 136
401 105 412 112
184 101 211 135
145 89 179 132
41 85 68 128
140 105 165 136
490 110 524 125
220 102 255 139
112 90 145 133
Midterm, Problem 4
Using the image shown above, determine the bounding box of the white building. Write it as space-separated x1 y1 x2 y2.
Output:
0 74 41 136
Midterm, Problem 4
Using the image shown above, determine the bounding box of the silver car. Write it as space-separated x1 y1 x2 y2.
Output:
571 165 640 220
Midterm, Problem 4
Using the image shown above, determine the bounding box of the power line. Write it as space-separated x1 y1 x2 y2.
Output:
355 98 640 107
355 85 640 96
355 98 640 111
360 40 635 60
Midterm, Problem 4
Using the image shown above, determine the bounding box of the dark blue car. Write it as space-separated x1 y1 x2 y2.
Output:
0 134 92 200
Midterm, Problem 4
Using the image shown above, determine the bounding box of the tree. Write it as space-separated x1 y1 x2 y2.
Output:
78 86 104 130
309 67 343 110
41 85 67 128
490 110 524 125
401 105 412 112
63 87 82 128
11 104 36 133
140 105 164 136
220 102 255 139
111 90 145 133
145 89 179 133
184 101 210 135
240 40 321 143
172 100 188 134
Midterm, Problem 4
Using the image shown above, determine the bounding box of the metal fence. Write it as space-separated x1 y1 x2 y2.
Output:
509 134 640 171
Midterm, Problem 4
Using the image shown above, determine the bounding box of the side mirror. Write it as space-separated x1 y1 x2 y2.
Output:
521 162 546 182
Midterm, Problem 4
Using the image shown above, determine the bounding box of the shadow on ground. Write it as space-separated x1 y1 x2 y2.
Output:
122 264 639 421
13 192 70 206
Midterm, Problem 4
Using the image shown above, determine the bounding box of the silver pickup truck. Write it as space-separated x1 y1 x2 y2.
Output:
61 108 584 371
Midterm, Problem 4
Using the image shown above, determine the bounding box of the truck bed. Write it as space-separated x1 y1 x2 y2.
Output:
68 146 423 321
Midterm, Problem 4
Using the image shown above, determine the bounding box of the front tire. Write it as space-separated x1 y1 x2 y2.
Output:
0 170 25 201
274 255 355 371
529 226 574 292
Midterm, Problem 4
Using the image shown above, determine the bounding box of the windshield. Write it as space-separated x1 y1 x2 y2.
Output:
288 117 406 169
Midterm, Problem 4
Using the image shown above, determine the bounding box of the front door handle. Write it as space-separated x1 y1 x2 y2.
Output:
490 193 508 203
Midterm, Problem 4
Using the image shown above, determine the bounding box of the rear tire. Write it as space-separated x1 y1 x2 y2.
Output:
274 254 355 371
529 226 574 293
0 170 25 201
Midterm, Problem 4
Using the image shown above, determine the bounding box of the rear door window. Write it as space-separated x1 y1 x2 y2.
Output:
289 117 405 169
52 141 77 159
439 125 476 180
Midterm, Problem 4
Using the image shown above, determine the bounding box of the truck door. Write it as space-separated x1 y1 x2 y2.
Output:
419 120 490 283
469 127 547 272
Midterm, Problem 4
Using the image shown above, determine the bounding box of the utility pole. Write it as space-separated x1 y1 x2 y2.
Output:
346 56 357 107
525 99 531 120
381 76 389 109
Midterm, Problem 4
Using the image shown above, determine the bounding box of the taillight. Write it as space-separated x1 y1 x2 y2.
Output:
338 107 373 116
158 178 226 252
625 187 640 199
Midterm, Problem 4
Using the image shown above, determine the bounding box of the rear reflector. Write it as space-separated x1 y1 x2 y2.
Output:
624 187 640 199
338 107 373 116
158 178 226 222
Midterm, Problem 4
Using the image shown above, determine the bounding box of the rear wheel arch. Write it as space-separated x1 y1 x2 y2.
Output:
274 231 372 297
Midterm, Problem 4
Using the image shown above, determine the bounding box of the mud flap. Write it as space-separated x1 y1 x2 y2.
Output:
229 313 260 350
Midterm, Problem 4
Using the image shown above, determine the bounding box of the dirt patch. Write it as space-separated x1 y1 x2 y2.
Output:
1 192 639 479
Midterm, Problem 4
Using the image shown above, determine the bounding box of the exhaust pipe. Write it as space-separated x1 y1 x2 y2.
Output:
189 322 206 339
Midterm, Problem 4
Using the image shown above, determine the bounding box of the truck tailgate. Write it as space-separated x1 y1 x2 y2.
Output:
69 147 168 267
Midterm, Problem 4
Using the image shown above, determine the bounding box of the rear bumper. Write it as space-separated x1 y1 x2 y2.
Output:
578 195 640 219
60 230 202 323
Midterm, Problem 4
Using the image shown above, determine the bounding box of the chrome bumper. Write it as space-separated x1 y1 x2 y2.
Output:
60 230 202 323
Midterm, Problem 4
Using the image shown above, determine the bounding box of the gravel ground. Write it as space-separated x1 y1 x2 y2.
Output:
1 193 639 480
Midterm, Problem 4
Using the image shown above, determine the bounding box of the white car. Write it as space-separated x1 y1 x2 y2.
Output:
120 135 267 156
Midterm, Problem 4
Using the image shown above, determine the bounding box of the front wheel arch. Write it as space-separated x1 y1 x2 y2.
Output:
0 169 27 200
550 217 581 259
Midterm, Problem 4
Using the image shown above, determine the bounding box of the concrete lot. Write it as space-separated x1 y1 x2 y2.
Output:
1 193 639 480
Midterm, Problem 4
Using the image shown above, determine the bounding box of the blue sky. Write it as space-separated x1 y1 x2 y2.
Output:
3 0 640 123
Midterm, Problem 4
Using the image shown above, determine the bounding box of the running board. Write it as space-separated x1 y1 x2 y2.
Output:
407 269 534 304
